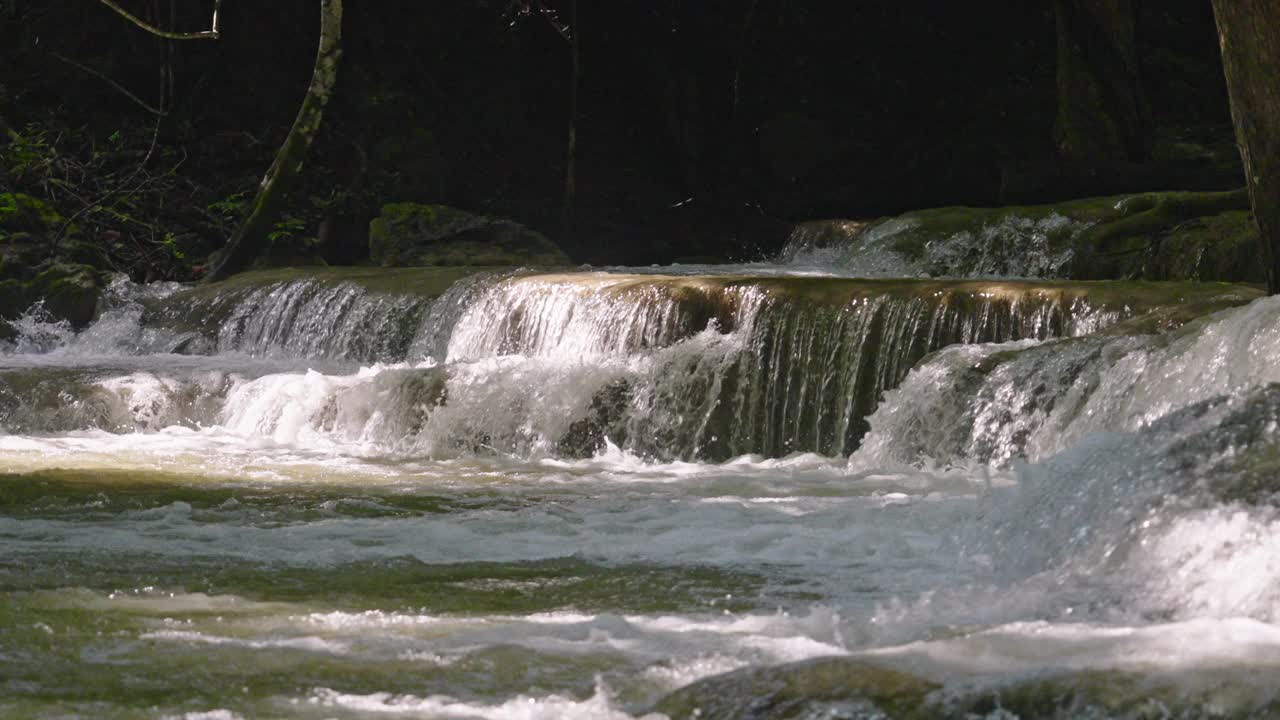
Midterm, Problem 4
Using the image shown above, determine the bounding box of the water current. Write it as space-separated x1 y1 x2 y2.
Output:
2 251 1278 718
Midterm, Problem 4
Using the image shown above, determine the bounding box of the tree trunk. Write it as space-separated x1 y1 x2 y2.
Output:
1053 0 1150 166
1212 0 1280 294
206 0 342 282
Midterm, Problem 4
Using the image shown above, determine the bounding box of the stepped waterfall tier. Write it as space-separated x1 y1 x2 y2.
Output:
3 265 1280 718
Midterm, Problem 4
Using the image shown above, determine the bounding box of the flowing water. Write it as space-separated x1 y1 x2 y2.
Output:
1 261 1277 719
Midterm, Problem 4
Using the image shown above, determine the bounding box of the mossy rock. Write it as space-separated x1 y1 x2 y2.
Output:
369 203 570 267
1144 210 1262 283
946 668 1280 718
27 263 102 328
651 656 937 719
803 189 1262 282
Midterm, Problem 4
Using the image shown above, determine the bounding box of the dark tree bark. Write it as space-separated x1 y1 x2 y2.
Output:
1212 0 1280 294
206 0 342 282
1053 0 1150 166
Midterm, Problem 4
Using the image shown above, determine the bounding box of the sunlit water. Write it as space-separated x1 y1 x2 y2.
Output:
2 267 1279 718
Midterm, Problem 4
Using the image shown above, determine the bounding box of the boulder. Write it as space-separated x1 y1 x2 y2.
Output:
368 203 570 267
652 657 936 719
25 263 102 328
787 189 1264 283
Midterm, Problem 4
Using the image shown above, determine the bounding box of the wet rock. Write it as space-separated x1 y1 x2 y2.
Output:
26 263 102 328
651 656 937 719
945 668 1280 719
789 189 1263 282
369 203 570 267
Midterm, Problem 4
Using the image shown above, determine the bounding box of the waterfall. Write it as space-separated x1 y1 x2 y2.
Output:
781 212 1085 278
2 270 1251 460
856 294 1280 470
4 267 1280 718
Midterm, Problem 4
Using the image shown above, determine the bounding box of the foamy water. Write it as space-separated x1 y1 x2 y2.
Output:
2 271 1278 718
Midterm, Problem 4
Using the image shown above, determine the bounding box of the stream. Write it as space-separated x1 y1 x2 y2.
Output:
2 251 1279 718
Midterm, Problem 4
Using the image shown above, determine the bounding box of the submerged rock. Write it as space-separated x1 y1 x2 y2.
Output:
368 202 571 267
652 657 937 719
655 657 1280 719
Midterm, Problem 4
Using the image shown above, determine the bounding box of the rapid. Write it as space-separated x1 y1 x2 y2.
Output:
2 232 1279 718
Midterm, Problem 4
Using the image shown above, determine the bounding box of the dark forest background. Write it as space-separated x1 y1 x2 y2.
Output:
0 1 1239 273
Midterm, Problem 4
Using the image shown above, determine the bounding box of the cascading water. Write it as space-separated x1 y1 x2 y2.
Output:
781 212 1085 278
2 263 1278 719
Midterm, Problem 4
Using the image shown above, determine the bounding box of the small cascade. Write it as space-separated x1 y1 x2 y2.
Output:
612 279 1120 459
170 278 437 361
0 269 1258 461
445 273 726 361
782 212 1085 278
857 294 1280 469
5 264 1280 717
132 268 498 362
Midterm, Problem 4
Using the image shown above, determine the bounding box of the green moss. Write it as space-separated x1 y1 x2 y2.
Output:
652 657 937 719
27 263 101 327
816 189 1259 282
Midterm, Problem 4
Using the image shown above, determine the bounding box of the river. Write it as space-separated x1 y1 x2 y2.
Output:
2 252 1279 718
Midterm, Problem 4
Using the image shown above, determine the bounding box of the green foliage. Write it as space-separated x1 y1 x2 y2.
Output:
267 216 306 245
3 125 54 186
206 191 250 220
0 119 205 280
161 232 185 261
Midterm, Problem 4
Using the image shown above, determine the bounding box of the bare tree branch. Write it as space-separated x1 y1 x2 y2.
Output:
533 0 572 44
51 51 166 116
96 0 221 40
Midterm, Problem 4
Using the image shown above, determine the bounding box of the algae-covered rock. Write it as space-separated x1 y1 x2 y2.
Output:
944 668 1280 719
788 189 1263 283
26 263 101 327
369 203 570 267
657 659 1280 719
651 656 937 719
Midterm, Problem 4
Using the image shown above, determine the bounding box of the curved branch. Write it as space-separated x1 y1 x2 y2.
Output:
51 52 166 116
97 0 221 40
206 0 343 281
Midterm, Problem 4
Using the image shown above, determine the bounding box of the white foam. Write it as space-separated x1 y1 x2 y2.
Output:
141 629 348 655
305 683 657 720
866 617 1280 681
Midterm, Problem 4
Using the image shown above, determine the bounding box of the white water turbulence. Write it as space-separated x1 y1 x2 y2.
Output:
781 213 1085 278
2 266 1279 719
